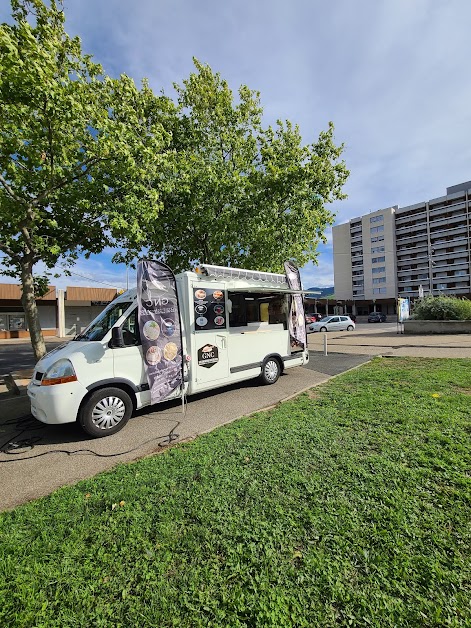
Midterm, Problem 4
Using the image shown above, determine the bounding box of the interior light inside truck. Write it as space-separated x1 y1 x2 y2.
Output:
41 359 78 386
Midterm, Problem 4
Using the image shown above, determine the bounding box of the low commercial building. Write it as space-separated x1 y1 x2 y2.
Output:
0 284 119 338
0 284 57 338
61 286 118 336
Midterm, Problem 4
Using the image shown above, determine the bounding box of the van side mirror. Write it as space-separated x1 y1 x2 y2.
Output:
110 326 124 348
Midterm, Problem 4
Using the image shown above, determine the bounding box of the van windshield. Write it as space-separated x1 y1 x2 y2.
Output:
74 302 132 341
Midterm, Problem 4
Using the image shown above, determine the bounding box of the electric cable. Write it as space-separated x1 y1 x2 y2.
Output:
58 266 124 289
0 413 182 462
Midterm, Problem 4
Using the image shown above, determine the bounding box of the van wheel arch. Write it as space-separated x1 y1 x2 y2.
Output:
78 382 138 421
78 384 137 438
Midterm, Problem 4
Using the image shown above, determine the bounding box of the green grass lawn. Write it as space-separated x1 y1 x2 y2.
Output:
1 357 470 627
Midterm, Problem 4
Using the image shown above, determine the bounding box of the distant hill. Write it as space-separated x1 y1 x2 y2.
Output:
306 286 334 298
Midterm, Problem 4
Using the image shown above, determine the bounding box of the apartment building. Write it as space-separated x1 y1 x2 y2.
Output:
333 206 397 315
333 181 471 315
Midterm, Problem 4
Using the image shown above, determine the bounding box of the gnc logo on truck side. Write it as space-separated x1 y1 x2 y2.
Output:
198 344 219 368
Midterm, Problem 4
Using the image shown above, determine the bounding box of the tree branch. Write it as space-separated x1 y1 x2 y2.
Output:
32 156 107 206
0 172 27 206
0 241 19 260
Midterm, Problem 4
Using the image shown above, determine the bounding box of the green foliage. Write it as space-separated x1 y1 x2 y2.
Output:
0 0 173 356
0 0 170 272
120 59 349 273
411 295 471 320
1 2 348 357
0 358 470 626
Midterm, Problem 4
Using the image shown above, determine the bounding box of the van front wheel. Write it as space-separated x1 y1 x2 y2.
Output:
79 387 132 438
260 358 281 385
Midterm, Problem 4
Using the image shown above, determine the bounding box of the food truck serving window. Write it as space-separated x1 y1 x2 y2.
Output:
228 292 288 328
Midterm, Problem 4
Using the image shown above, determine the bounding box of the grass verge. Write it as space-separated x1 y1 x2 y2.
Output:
0 357 470 627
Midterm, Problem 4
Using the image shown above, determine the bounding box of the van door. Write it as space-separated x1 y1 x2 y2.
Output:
191 282 229 385
112 309 148 400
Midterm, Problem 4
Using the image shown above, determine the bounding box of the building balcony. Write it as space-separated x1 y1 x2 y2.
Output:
396 243 429 256
395 209 427 226
429 213 467 230
431 237 468 252
396 233 428 247
430 225 469 241
432 261 469 273
429 200 466 218
432 250 469 264
395 221 427 235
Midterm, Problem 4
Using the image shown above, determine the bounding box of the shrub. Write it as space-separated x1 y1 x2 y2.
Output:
411 295 471 320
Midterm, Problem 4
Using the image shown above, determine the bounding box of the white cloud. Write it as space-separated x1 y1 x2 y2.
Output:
2 0 471 291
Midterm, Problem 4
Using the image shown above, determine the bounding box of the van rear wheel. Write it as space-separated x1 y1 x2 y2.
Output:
260 357 281 385
79 387 132 438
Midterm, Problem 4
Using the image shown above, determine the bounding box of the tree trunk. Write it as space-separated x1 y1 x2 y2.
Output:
20 260 47 362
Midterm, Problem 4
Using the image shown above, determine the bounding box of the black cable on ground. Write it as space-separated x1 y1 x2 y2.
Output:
0 413 181 462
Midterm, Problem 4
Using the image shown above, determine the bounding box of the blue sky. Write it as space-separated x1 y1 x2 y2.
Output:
3 0 471 289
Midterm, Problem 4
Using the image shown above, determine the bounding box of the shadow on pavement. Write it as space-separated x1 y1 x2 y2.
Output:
306 352 371 376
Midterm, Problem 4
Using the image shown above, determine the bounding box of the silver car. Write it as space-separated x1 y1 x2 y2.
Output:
309 315 355 332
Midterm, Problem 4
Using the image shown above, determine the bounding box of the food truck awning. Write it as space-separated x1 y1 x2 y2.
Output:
228 287 321 296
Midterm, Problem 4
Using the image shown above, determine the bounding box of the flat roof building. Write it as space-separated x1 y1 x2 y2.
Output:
0 284 119 339
333 182 471 316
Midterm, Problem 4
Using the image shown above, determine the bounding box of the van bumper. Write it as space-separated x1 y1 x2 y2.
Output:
27 380 88 425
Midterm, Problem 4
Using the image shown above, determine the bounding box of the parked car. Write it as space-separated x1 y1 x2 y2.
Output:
305 313 322 324
368 312 387 323
309 315 355 333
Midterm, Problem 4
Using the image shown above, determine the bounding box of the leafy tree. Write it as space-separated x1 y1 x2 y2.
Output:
127 60 349 274
0 0 172 360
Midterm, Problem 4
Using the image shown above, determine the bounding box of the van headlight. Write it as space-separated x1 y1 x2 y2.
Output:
41 359 77 386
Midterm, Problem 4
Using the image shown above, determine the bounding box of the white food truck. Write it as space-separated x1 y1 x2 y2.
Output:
28 264 311 437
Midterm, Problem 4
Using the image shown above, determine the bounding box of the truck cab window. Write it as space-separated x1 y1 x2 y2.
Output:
122 309 140 346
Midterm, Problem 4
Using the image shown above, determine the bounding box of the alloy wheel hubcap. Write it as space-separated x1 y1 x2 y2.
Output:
265 361 278 382
91 396 126 430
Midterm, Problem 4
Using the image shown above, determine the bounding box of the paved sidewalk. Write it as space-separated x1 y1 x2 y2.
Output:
308 325 471 358
0 352 370 511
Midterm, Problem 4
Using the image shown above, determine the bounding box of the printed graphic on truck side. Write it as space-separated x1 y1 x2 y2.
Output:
198 344 219 368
